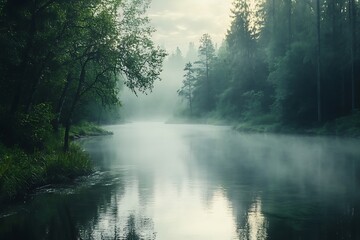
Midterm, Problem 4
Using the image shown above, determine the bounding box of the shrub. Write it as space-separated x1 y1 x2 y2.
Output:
14 103 54 151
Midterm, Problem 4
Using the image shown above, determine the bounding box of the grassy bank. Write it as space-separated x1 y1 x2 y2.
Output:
234 112 360 138
0 143 92 203
0 122 112 203
70 121 113 140
171 111 360 138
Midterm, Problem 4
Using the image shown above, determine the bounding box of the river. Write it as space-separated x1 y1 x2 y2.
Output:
1 122 360 239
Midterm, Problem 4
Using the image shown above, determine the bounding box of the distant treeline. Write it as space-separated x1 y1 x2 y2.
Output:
0 0 165 151
178 0 359 127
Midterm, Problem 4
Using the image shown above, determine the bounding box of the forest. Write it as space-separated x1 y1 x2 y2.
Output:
1 0 360 239
177 0 360 134
0 0 359 204
0 0 165 200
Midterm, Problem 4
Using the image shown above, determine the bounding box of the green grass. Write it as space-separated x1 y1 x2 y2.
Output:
317 111 360 137
0 121 109 203
233 114 282 133
233 112 360 137
70 121 113 139
0 143 92 202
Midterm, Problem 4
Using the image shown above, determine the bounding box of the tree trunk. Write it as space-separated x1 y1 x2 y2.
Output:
272 0 276 33
63 65 86 152
188 83 193 117
25 71 43 113
97 106 103 125
288 0 292 47
54 73 73 132
10 7 37 114
206 54 210 111
63 118 71 152
331 0 336 44
349 0 356 111
316 0 322 122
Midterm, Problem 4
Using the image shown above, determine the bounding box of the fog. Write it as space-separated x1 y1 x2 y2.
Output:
3 123 359 239
119 62 181 121
119 0 231 122
120 45 196 121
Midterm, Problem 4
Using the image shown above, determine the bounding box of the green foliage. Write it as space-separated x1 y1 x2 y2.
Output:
0 0 167 200
0 143 92 201
0 147 45 199
241 90 265 120
45 144 92 183
268 41 317 125
14 103 54 151
194 34 217 112
0 0 166 149
319 111 360 137
177 0 359 133
178 62 196 116
70 121 112 138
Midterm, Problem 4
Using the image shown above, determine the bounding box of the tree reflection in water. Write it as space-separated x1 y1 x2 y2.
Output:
2 124 360 239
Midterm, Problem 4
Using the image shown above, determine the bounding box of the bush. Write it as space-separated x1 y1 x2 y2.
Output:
320 111 360 137
14 103 54 151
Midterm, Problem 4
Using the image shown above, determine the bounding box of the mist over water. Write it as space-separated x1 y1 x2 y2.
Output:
119 42 198 122
1 0 359 239
1 123 359 239
119 79 181 121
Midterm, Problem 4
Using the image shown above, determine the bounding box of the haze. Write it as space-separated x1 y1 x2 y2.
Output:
120 0 235 121
148 0 233 52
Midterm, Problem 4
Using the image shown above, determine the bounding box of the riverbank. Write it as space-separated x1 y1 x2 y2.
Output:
234 112 360 138
0 122 111 203
169 112 360 138
0 143 92 203
70 121 113 140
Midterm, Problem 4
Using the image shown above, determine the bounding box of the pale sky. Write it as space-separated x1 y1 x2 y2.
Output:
148 0 233 53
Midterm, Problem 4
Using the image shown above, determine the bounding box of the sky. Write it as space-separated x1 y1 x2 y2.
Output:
147 0 233 53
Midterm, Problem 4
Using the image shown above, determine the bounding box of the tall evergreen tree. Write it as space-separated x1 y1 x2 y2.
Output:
195 33 216 112
178 62 196 116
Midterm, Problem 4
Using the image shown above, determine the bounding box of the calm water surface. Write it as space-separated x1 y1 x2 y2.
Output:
1 122 360 239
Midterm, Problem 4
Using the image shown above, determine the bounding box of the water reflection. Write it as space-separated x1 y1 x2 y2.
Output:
238 198 267 240
1 122 360 239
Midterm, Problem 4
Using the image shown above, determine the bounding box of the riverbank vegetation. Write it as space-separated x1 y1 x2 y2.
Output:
0 142 91 202
0 0 166 202
176 0 360 136
69 122 113 140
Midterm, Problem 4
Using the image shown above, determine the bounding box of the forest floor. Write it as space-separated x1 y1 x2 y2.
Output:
0 122 111 204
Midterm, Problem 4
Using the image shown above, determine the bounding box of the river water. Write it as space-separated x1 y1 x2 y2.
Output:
1 122 360 239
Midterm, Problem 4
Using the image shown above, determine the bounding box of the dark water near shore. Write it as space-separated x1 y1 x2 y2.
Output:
1 122 360 239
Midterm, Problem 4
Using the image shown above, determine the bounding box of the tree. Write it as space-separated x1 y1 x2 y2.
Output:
196 33 216 112
61 0 166 151
316 0 322 122
0 0 166 151
349 0 357 111
174 0 359 127
178 62 196 116
167 47 185 69
185 42 198 62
